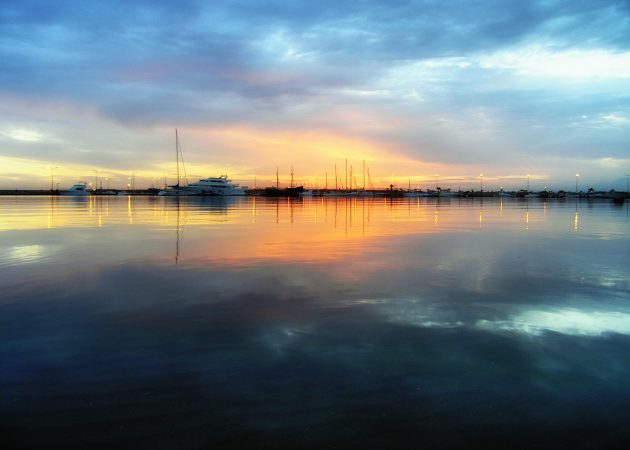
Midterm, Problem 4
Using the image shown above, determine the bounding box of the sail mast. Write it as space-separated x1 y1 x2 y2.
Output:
363 160 366 190
175 129 180 187
350 166 353 190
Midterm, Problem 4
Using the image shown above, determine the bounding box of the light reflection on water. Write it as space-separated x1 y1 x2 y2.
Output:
0 196 629 449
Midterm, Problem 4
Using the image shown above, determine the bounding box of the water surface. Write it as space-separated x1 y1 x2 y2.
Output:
1 196 629 449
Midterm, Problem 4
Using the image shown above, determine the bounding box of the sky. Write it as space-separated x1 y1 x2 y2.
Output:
0 0 629 191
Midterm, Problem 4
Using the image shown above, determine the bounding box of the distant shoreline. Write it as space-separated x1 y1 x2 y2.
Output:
0 189 627 201
0 190 153 196
0 190 61 195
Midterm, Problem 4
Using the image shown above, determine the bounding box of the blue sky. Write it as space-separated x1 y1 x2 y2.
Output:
0 0 628 190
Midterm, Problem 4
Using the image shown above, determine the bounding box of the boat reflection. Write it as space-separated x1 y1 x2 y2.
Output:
0 196 626 268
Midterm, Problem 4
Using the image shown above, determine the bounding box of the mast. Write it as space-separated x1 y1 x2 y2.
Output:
179 133 188 186
325 172 328 190
335 164 338 190
175 129 180 187
350 166 353 191
362 160 365 190
276 166 279 190
345 158 348 191
290 166 294 188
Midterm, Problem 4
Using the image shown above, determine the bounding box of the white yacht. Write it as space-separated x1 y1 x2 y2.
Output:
187 175 246 196
60 182 91 196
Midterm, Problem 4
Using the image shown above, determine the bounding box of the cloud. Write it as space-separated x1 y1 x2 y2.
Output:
1 127 43 142
0 1 629 188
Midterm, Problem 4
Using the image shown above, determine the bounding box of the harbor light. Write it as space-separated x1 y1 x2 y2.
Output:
50 166 58 191
575 173 580 193
527 174 530 193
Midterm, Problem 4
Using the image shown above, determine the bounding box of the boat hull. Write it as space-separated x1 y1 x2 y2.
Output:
59 191 91 196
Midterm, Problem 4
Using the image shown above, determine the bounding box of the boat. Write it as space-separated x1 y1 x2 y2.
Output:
187 175 247 196
158 186 196 196
261 167 304 197
437 189 460 198
158 129 197 197
404 190 431 198
60 182 90 196
299 189 329 197
322 190 357 197
263 186 304 197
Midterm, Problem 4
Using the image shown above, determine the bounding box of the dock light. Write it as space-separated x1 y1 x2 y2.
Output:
527 174 530 193
50 166 58 191
575 173 580 193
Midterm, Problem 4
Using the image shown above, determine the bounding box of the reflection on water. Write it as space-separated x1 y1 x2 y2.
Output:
477 308 630 336
0 196 629 449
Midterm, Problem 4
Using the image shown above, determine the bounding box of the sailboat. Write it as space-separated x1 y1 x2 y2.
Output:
158 129 196 196
262 167 304 197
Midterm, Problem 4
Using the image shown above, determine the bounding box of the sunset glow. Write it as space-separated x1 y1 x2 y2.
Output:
1 1 628 191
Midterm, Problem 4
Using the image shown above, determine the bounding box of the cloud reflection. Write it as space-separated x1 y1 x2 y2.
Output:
477 309 630 336
1 197 629 449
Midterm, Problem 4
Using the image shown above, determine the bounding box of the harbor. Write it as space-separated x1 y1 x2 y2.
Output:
2 187 627 201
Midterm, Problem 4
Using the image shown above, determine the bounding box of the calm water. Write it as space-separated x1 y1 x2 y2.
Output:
1 196 629 449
